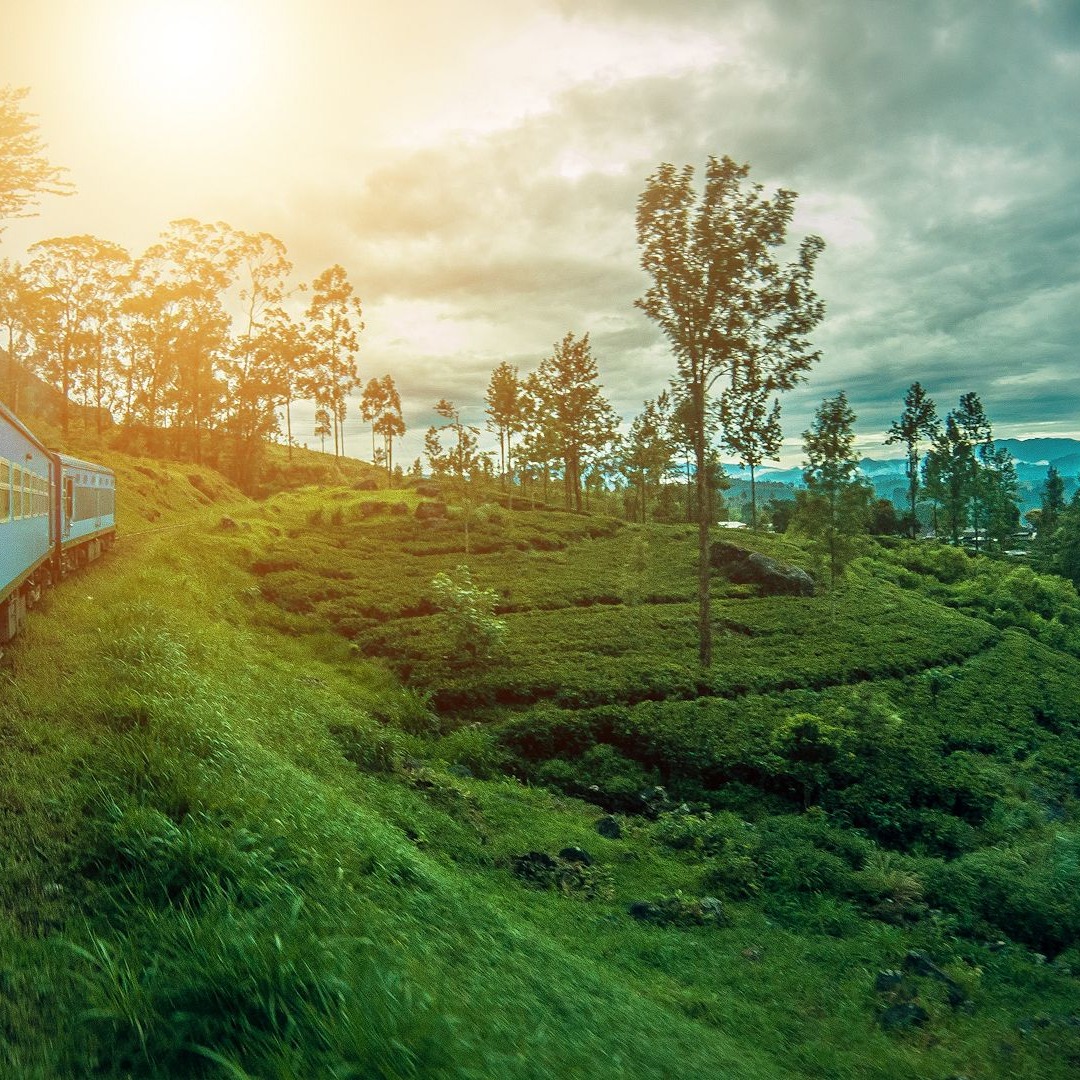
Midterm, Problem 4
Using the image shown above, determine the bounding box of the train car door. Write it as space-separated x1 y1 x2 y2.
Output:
64 476 74 537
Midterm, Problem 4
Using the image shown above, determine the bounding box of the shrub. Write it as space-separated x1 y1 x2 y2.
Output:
923 835 1080 955
430 565 507 665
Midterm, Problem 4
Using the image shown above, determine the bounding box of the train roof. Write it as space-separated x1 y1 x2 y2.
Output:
55 452 115 478
0 399 52 456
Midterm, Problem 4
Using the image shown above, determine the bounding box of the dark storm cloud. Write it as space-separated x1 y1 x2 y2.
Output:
290 0 1080 462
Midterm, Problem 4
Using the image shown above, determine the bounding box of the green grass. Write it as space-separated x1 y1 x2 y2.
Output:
1 468 1079 1077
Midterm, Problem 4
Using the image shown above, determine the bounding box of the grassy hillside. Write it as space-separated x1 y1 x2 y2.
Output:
1 458 1079 1078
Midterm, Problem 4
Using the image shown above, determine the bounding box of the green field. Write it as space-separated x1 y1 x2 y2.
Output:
1 463 1078 1078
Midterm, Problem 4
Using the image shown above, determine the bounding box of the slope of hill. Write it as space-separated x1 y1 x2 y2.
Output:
1 453 1079 1078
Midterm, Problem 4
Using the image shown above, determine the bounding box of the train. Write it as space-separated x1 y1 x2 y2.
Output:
0 399 117 648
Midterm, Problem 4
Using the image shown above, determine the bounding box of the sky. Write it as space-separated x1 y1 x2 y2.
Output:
2 0 1078 467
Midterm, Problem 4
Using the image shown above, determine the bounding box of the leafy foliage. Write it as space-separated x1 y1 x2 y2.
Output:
430 564 507 665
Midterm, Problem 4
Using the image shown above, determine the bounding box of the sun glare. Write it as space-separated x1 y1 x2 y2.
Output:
115 1 251 119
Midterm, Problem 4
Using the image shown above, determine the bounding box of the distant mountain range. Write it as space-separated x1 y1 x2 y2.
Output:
721 439 1080 514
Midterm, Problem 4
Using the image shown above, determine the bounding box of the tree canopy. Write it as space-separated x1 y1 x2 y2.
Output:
636 155 825 665
0 86 74 232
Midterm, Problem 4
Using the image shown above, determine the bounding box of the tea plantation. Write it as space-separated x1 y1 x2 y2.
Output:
2 470 1079 1078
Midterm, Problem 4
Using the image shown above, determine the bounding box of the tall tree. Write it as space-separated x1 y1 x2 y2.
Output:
313 404 332 454
1033 464 1067 566
427 398 483 482
523 332 619 512
0 258 32 410
718 357 783 529
224 231 293 479
0 86 74 232
886 382 939 538
426 399 486 554
485 361 522 493
257 306 312 462
306 265 363 459
923 413 975 544
620 395 676 523
370 375 405 483
954 392 994 553
921 392 1017 551
797 391 871 588
139 220 240 462
636 156 825 664
25 234 131 433
979 442 1020 551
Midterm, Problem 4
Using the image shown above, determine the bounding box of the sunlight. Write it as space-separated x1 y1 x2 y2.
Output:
113 0 252 119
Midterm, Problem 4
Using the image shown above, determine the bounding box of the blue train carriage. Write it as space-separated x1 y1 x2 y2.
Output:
0 401 56 644
55 453 117 574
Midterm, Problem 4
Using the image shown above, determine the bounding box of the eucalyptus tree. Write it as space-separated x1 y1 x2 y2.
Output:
0 258 32 410
426 398 483 482
139 220 241 461
636 156 825 664
923 414 974 544
954 392 995 553
369 375 405 482
360 376 386 462
360 374 403 472
1034 465 1067 565
225 231 293 472
256 306 312 461
0 86 73 232
306 264 363 459
426 399 486 553
523 331 619 512
922 392 1018 551
718 356 783 529
620 394 677 523
314 404 332 454
484 360 522 492
25 234 131 433
798 391 871 588
886 382 939 538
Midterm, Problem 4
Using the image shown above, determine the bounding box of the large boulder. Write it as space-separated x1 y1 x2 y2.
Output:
710 542 815 597
415 501 448 521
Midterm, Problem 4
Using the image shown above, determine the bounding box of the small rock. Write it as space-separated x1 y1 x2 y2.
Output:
512 851 559 881
218 516 239 531
875 970 905 993
903 950 962 992
596 816 622 839
559 846 594 866
879 1002 930 1031
699 897 726 923
638 786 671 818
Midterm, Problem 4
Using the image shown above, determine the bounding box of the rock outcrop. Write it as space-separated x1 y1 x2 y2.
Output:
710 541 815 596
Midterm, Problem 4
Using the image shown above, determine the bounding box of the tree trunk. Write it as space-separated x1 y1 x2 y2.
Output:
694 384 711 667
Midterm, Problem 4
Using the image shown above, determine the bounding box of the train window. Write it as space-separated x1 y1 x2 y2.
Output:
0 459 8 521
12 466 22 520
75 484 96 521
